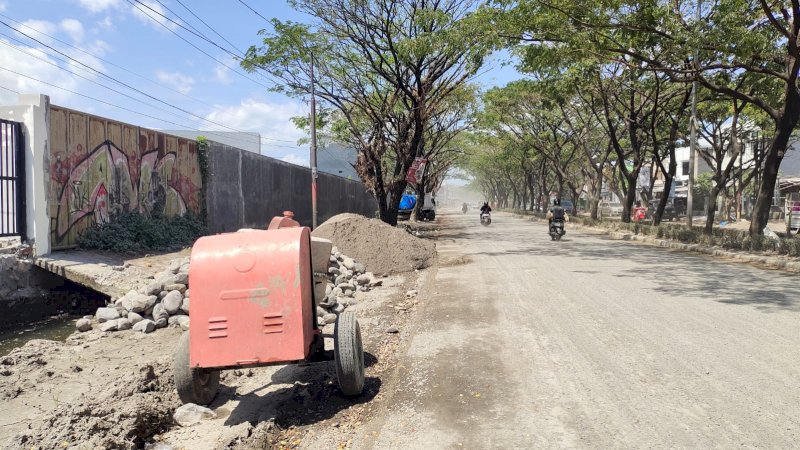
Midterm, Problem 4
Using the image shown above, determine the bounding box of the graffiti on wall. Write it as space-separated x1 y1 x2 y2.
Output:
49 106 201 248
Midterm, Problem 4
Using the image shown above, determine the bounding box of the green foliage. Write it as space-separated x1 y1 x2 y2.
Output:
78 212 207 254
196 136 210 224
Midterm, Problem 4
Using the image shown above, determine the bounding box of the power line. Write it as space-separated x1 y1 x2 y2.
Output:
237 0 272 25
123 0 273 90
0 84 19 94
129 0 244 64
172 0 246 56
0 12 221 111
0 19 294 143
0 69 302 151
0 37 300 151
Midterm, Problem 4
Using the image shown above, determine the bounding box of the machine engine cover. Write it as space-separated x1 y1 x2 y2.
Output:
189 227 314 368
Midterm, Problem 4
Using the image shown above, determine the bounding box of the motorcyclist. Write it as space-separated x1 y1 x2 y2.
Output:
480 202 492 217
462 202 468 213
546 198 569 228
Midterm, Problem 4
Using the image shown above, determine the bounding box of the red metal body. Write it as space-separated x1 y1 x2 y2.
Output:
188 226 314 369
267 211 300 230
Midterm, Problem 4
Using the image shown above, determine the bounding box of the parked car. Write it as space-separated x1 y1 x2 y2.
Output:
561 199 575 214
648 199 678 221
600 202 624 218
418 193 436 221
397 193 417 221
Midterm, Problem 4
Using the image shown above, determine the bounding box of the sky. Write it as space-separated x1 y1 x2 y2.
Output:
0 0 522 165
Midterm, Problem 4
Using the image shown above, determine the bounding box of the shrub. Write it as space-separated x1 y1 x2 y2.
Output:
78 212 207 253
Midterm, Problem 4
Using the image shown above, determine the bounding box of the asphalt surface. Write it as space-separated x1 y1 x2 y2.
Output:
353 210 800 449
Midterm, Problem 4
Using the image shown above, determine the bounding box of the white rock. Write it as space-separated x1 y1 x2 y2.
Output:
130 294 157 314
162 291 183 315
356 274 372 285
173 403 216 427
154 317 168 329
128 312 143 325
133 319 155 333
174 272 189 285
405 289 418 298
142 281 162 296
180 297 190 314
323 313 337 324
95 307 120 323
342 257 355 270
152 303 169 321
177 315 190 331
75 318 92 332
100 320 118 332
116 318 132 331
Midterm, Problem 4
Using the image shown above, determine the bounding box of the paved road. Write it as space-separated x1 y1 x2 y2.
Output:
355 210 800 449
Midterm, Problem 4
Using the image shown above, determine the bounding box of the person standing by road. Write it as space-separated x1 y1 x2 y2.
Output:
632 200 647 234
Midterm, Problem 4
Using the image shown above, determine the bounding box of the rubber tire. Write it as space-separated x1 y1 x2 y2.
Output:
334 311 365 396
174 331 220 405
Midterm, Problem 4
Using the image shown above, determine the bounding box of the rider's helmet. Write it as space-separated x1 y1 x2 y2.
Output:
553 198 561 206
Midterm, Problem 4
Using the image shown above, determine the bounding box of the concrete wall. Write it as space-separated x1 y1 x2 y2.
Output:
0 95 51 255
206 142 377 233
48 105 202 249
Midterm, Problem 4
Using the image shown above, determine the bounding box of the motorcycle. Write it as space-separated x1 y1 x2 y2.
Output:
480 212 492 226
549 218 566 241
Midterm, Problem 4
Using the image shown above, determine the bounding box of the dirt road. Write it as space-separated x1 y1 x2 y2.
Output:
339 210 800 449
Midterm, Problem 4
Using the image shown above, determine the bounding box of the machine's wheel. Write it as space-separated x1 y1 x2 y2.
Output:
334 311 364 396
174 331 220 405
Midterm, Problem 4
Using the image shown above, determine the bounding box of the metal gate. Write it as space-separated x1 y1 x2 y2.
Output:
0 119 25 238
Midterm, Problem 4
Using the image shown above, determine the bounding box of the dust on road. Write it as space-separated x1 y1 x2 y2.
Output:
348 210 800 449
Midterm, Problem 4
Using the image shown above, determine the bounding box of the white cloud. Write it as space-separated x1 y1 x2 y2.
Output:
96 16 114 31
76 0 121 13
281 154 308 166
60 19 85 42
203 98 306 144
213 63 232 85
155 70 194 94
19 20 58 43
0 2 7 13
131 0 179 31
0 38 93 105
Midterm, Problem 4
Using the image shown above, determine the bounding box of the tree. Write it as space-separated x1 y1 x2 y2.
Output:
498 0 800 235
242 0 491 224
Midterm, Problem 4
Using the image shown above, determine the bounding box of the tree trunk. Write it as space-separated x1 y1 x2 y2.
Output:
750 87 800 235
749 128 792 234
381 181 407 226
621 171 639 223
704 183 721 235
653 176 672 226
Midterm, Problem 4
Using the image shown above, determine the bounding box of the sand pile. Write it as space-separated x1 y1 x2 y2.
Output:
311 213 436 274
6 358 178 450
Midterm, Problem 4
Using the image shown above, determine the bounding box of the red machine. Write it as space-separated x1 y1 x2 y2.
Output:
173 214 364 405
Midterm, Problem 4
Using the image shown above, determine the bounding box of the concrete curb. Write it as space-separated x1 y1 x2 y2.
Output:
512 213 800 274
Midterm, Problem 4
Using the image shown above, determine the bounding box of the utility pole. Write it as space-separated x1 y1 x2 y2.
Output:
687 0 700 226
310 55 318 229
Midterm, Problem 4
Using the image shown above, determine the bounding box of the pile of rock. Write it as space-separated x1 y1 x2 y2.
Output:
77 248 382 334
77 257 191 334
316 246 382 326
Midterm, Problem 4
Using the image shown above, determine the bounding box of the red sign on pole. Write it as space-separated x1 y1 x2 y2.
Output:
406 157 427 184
